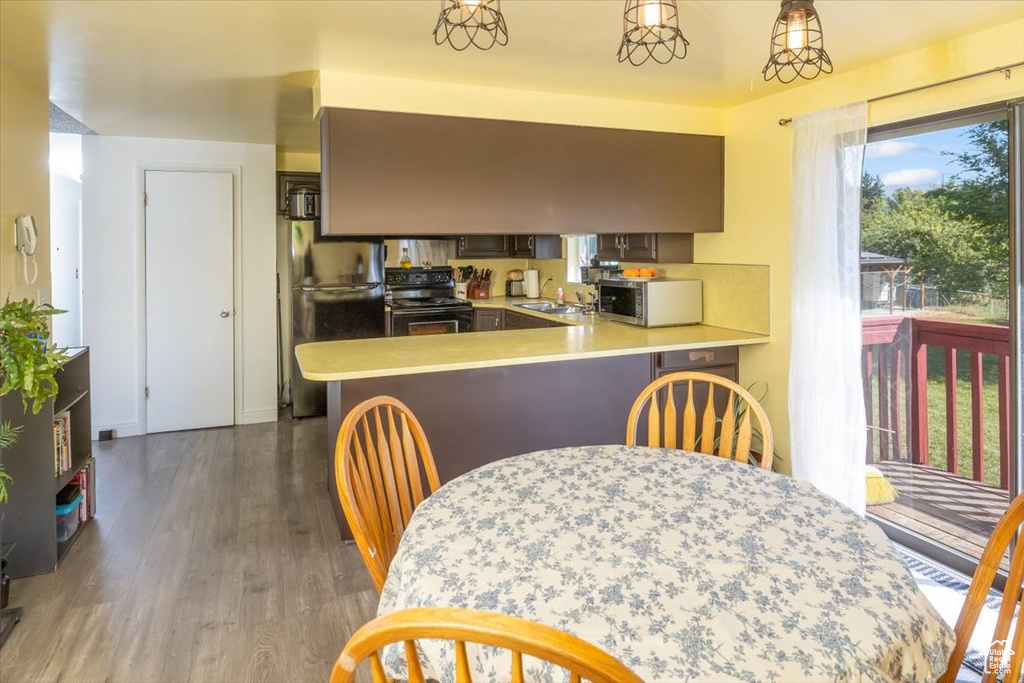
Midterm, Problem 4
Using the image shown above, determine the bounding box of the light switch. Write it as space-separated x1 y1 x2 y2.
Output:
37 288 50 305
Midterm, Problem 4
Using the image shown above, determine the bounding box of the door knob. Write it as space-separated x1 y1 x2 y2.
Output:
220 309 230 318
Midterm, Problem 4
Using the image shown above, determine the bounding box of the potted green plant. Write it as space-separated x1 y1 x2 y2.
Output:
702 380 783 472
1 297 67 610
0 297 67 500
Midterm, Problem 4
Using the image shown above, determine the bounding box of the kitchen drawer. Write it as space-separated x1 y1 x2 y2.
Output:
653 346 738 380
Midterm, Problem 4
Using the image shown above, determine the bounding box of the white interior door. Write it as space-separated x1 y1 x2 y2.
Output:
145 170 234 433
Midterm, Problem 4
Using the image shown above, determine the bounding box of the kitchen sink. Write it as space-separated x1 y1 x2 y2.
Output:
514 302 582 315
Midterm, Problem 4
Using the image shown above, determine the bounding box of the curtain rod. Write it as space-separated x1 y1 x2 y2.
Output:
777 61 1024 126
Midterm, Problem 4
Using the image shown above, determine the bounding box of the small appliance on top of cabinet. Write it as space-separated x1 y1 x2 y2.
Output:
598 278 703 327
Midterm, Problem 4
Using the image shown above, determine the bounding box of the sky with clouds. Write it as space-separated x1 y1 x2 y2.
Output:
864 126 976 192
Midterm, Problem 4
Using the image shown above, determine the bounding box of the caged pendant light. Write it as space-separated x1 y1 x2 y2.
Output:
433 0 509 51
762 0 833 83
617 0 689 66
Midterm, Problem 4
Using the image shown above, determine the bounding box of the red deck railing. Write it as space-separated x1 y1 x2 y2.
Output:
862 316 1012 489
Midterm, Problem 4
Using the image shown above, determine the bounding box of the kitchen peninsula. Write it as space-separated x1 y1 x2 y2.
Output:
296 301 769 536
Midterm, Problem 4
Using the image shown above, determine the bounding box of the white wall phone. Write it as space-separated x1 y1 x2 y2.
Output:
15 214 39 285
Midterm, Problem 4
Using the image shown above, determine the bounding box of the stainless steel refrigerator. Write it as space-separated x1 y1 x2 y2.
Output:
290 223 385 417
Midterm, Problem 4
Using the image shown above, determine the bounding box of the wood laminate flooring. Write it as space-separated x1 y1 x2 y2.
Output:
0 417 379 683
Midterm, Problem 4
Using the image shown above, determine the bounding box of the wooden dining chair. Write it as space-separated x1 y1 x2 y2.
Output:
336 396 441 593
939 492 1024 683
330 607 643 683
626 371 774 470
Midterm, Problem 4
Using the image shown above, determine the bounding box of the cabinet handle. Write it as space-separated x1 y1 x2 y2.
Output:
459 237 466 250
614 234 621 249
527 236 533 250
622 234 630 250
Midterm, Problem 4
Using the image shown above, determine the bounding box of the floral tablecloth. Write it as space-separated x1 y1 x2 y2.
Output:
378 445 954 682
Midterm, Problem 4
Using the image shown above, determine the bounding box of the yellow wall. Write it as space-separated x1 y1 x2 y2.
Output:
700 18 1024 472
276 151 320 173
0 63 50 303
316 70 725 136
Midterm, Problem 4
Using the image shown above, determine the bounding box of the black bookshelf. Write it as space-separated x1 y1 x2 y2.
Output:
0 348 95 578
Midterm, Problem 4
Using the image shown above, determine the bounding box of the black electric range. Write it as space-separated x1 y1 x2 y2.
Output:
385 268 474 336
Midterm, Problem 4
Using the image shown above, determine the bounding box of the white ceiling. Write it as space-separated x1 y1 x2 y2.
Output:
1 1 1021 153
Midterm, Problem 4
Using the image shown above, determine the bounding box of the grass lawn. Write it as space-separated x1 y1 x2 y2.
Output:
924 345 1006 487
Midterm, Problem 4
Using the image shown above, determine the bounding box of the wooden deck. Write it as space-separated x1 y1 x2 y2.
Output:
871 460 1008 562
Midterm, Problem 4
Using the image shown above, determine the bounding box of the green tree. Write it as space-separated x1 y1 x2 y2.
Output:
926 119 1009 297
861 172 886 209
862 188 989 303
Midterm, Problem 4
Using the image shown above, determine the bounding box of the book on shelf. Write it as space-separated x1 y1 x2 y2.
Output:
53 411 71 476
69 466 90 524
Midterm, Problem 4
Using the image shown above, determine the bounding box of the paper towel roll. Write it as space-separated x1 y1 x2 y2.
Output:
524 269 540 299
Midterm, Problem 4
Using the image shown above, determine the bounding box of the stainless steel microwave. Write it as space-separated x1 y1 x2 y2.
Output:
597 278 703 327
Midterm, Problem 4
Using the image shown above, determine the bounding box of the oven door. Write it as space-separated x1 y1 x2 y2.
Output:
391 308 474 336
598 282 643 325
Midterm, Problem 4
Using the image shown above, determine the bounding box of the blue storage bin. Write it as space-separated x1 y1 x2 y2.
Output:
56 493 83 543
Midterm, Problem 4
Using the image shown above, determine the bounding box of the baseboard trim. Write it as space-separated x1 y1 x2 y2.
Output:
92 422 142 440
241 409 277 425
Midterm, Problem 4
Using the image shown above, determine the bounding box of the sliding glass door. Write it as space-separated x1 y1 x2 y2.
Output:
862 101 1022 578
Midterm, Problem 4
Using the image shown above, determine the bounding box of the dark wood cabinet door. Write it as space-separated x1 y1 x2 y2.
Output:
510 235 562 259
595 233 693 264
503 310 550 330
620 234 658 263
510 235 534 258
457 235 510 258
474 308 504 332
596 234 622 260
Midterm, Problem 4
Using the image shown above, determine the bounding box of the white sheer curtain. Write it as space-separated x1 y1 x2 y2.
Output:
789 102 868 515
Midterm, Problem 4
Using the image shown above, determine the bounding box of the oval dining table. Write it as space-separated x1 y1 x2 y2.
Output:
377 445 955 682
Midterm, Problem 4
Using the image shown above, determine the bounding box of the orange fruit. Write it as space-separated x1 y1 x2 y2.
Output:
623 268 640 277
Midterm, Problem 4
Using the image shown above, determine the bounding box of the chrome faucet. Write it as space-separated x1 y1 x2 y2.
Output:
576 290 599 315
538 277 554 297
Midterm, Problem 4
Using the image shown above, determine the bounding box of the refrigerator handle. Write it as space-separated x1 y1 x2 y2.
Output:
298 283 382 293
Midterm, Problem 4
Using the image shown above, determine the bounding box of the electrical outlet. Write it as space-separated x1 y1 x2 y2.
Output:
37 289 50 305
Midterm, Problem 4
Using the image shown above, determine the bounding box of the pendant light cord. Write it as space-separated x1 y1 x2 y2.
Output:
778 61 1024 126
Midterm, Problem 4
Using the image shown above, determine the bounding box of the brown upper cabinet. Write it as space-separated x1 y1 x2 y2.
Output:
457 234 563 259
456 235 510 258
510 235 562 259
320 108 724 236
596 233 694 264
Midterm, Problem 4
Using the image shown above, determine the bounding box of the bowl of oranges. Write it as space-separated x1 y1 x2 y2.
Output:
619 267 659 280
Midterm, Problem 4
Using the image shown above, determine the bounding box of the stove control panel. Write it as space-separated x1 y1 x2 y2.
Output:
385 268 453 286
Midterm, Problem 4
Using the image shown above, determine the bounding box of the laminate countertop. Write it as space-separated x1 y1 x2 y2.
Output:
296 297 769 381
